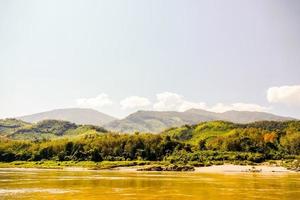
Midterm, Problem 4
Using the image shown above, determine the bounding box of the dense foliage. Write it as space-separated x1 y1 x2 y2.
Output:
0 120 299 164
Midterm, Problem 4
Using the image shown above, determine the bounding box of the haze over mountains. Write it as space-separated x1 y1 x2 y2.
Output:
14 108 295 133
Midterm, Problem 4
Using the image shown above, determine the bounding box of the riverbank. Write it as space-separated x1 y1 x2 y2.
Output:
194 164 292 173
113 164 295 173
0 160 298 173
0 160 151 170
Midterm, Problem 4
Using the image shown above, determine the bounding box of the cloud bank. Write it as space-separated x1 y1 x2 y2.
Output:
76 93 113 108
120 96 151 110
152 92 269 113
76 92 270 114
153 92 206 112
208 103 269 113
267 85 300 107
76 84 300 116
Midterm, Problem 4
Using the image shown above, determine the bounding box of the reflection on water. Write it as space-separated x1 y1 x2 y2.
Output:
0 169 299 200
0 188 73 195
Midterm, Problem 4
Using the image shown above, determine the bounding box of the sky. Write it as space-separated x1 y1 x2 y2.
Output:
0 0 300 119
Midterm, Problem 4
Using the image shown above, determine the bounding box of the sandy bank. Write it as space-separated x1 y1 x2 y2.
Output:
194 164 293 173
0 164 295 173
112 164 294 173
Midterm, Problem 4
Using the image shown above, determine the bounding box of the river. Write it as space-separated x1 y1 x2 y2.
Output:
0 168 299 200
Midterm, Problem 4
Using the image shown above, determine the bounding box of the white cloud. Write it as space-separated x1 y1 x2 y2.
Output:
76 93 113 108
76 92 271 116
267 85 300 107
208 103 269 113
153 92 269 113
153 92 206 112
120 96 151 110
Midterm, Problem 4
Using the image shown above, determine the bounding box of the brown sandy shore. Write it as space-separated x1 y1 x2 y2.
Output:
0 164 295 173
113 164 294 173
194 164 293 173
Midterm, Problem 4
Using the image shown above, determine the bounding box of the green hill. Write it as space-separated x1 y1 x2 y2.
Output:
164 120 300 154
164 121 237 144
0 119 30 135
0 119 107 140
0 119 299 164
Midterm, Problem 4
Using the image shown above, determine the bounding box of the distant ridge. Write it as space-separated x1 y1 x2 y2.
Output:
13 107 295 133
17 108 116 126
185 109 294 124
104 109 295 133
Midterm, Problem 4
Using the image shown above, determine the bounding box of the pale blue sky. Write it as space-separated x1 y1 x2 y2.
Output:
0 0 300 118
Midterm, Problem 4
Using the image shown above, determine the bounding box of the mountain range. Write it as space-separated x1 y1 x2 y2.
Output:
17 108 116 126
104 109 294 133
14 108 295 133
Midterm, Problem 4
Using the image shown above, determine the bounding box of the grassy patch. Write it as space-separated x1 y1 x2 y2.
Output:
0 160 152 170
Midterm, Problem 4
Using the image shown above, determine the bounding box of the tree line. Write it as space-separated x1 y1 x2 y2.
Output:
0 121 299 163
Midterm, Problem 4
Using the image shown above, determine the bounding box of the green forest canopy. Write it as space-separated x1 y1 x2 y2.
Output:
0 119 299 164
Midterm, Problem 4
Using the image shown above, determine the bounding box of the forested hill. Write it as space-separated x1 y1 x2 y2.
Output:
0 119 107 140
163 120 300 154
0 119 299 164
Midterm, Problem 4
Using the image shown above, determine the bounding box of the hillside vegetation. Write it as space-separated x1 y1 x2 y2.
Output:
0 119 107 140
0 119 299 166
